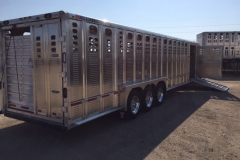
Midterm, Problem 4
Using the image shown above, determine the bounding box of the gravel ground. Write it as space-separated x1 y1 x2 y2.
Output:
0 78 240 160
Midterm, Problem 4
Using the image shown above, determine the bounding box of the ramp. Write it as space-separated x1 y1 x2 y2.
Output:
191 77 229 91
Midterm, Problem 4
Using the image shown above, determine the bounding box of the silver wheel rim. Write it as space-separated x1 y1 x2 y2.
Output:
131 96 140 114
157 87 164 102
145 91 153 107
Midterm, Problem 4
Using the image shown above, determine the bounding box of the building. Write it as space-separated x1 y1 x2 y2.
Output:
197 31 240 59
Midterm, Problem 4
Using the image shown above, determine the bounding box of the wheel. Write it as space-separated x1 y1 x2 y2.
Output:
142 86 154 112
127 90 141 119
154 83 165 106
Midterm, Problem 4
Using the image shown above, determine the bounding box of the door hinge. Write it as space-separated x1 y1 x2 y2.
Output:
62 107 67 113
59 72 67 77
63 88 67 98
58 36 67 47
64 102 69 107
58 36 66 42
62 104 69 118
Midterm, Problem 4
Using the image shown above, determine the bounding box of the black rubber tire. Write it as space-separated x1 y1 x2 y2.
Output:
127 90 141 119
142 86 154 112
154 83 165 107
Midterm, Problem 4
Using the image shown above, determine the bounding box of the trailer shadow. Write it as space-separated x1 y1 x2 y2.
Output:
0 82 239 160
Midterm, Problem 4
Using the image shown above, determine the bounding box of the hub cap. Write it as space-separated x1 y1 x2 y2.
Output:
145 91 153 107
157 88 164 102
131 96 140 114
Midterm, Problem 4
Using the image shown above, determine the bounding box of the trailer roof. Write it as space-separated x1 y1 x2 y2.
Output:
0 10 197 44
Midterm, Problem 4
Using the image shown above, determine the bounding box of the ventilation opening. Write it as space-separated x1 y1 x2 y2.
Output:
137 34 142 41
7 26 31 36
145 36 150 42
105 28 112 36
73 42 78 46
51 42 56 46
127 32 133 39
51 48 56 52
153 37 157 43
220 33 223 39
51 35 56 40
72 29 78 33
232 33 235 42
164 39 167 44
73 35 78 40
89 25 98 35
72 22 77 27
44 13 52 19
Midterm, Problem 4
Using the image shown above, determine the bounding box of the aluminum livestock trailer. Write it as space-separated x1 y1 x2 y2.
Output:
0 11 202 129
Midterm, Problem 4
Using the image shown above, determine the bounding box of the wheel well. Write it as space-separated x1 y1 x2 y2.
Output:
132 87 143 95
158 81 166 94
151 83 155 89
132 83 156 94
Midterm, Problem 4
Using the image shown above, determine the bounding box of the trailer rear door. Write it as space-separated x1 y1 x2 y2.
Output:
3 19 63 123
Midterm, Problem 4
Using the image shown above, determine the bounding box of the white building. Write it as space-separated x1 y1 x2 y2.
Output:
197 32 240 59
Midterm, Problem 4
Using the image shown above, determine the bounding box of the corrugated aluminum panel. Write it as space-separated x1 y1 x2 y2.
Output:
6 35 34 112
70 104 83 120
136 33 143 83
104 96 113 110
126 31 133 84
152 37 157 79
181 43 184 83
162 39 167 78
31 21 63 119
177 42 181 84
46 23 62 118
168 40 172 87
67 19 84 120
88 99 100 115
118 29 123 85
102 26 114 110
184 44 188 82
103 26 113 93
69 20 83 103
33 25 47 115
196 46 222 78
144 35 150 81
86 23 100 97
157 37 162 77
172 41 177 85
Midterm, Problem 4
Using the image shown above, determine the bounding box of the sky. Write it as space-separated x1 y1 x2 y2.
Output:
1 0 240 41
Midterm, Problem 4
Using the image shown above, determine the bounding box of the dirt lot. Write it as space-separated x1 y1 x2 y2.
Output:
0 78 240 160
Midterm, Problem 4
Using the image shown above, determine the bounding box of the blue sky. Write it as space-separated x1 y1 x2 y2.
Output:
1 0 240 41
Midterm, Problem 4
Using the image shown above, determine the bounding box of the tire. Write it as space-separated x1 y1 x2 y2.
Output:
127 90 141 119
154 83 165 106
142 86 154 112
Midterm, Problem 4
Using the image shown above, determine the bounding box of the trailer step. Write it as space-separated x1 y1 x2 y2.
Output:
191 77 229 91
